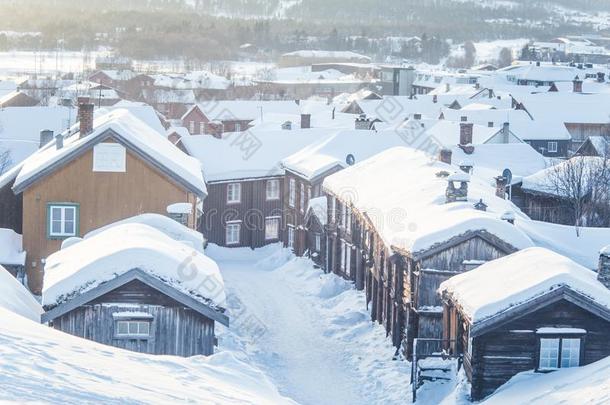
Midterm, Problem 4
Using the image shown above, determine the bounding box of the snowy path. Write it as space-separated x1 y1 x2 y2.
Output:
208 245 411 405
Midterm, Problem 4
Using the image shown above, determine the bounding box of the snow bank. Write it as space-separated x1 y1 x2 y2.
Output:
43 223 225 308
0 265 42 322
439 247 610 324
482 355 610 404
84 213 204 252
0 307 294 404
0 228 26 266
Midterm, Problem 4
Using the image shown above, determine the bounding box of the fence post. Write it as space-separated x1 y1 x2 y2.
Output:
412 338 418 402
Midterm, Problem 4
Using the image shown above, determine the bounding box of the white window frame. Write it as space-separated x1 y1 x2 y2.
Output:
48 204 78 238
300 183 306 214
329 197 336 223
538 337 581 370
226 221 241 245
115 320 151 338
235 123 242 132
289 178 296 208
547 141 558 153
199 122 205 134
287 225 295 248
189 120 195 133
265 216 280 240
266 179 280 200
227 183 241 204
315 233 321 252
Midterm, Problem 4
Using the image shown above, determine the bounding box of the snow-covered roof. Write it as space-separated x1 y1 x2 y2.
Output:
0 228 26 266
11 109 206 197
520 156 602 196
306 196 328 226
323 147 534 255
91 69 137 81
281 128 412 181
42 223 225 308
0 106 72 170
498 118 572 141
181 128 331 182
350 96 449 122
193 100 301 121
0 264 42 321
514 92 610 124
439 247 610 326
424 120 506 147
142 88 196 104
496 64 581 82
83 213 204 253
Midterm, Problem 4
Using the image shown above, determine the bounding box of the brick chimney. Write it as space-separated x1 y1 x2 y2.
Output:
599 247 610 289
573 76 583 93
39 129 54 148
78 96 94 137
459 123 473 145
301 113 311 129
413 113 422 120
439 148 452 164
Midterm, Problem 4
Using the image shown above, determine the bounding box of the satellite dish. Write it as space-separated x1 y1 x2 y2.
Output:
502 168 512 184
346 154 356 166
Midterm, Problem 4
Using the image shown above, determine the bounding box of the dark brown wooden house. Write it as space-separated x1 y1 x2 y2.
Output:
304 196 327 267
322 147 533 351
439 247 610 400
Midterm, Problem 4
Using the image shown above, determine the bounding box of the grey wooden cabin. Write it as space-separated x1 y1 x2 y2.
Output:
42 268 229 357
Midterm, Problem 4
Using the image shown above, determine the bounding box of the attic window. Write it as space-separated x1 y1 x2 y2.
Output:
92 143 126 172
115 320 151 339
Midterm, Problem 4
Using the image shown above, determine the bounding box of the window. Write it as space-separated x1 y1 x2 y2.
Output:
266 179 280 200
287 225 295 248
329 197 336 223
227 183 241 204
539 337 581 370
199 122 205 134
315 233 321 252
289 178 296 207
548 141 558 153
47 204 79 239
116 320 151 338
226 222 241 245
92 143 126 172
235 123 242 132
265 217 280 240
300 183 306 213
189 120 195 133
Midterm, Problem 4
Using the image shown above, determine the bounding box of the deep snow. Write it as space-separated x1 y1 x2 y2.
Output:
207 243 412 405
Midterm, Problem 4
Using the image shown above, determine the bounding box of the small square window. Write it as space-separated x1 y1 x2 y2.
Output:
547 141 558 153
47 204 79 239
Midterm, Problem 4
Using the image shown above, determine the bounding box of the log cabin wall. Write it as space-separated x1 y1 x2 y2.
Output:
469 299 610 400
51 280 217 357
22 141 198 294
201 177 284 248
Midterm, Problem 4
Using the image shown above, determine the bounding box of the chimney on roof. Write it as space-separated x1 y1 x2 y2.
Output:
598 247 610 289
445 83 451 93
474 199 487 212
495 175 508 199
460 116 468 122
54 132 63 150
355 114 371 130
501 210 515 225
445 173 469 203
432 95 438 104
536 61 541 67
301 113 311 129
438 148 452 165
459 122 474 145
502 122 510 143
413 113 422 120
573 76 583 93
39 129 53 148
488 89 493 98
78 96 94 137
475 82 480 90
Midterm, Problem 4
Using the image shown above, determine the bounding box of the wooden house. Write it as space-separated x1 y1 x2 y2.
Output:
41 222 228 357
574 136 609 157
0 91 39 108
0 98 207 294
322 147 534 351
439 247 610 400
181 128 328 249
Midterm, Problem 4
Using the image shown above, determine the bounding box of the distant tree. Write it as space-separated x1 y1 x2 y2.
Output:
463 41 476 67
498 47 513 68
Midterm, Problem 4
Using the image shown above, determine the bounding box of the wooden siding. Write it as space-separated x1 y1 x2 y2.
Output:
22 141 197 294
468 299 610 400
52 279 216 356
201 178 284 248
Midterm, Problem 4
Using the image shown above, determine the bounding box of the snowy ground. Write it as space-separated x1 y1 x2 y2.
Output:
207 244 413 405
